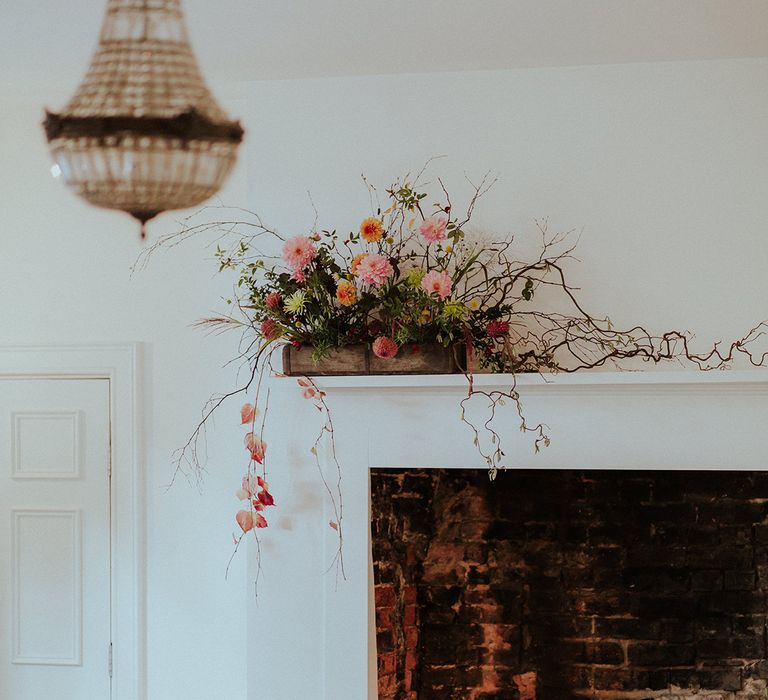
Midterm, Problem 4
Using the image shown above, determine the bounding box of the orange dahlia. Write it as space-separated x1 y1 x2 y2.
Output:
359 217 384 243
351 253 368 275
336 280 357 306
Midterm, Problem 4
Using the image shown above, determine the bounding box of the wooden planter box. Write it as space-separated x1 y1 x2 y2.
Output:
282 343 465 376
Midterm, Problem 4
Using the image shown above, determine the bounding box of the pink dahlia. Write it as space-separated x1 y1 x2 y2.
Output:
419 215 448 243
372 336 399 359
355 253 394 287
265 292 282 310
282 236 317 271
486 320 510 338
421 270 453 300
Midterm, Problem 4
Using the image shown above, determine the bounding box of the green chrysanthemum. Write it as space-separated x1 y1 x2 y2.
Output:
405 268 425 288
443 301 467 320
284 290 307 314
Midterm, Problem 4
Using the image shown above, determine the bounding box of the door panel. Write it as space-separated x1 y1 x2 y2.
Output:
0 378 111 699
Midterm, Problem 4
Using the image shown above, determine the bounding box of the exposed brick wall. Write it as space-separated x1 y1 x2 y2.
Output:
370 470 768 700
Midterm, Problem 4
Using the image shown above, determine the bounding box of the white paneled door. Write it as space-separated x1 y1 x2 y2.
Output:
0 378 111 699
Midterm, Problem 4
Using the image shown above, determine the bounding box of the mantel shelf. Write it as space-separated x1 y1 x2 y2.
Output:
275 369 768 391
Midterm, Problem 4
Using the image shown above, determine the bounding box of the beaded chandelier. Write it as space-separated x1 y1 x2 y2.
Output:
44 0 244 238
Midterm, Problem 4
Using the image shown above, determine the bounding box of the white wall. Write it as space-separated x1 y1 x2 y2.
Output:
242 58 768 699
0 56 766 699
0 86 252 698
247 58 768 345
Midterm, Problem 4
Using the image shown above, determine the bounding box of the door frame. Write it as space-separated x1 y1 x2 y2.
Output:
0 344 144 700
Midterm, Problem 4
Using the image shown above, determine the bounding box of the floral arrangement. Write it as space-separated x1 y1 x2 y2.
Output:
143 169 768 578
216 178 540 372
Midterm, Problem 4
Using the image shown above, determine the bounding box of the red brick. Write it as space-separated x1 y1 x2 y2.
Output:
377 671 397 698
372 469 768 697
376 606 394 631
405 649 418 672
404 604 417 627
403 585 418 604
406 543 417 566
513 671 537 700
379 651 397 676
375 584 396 608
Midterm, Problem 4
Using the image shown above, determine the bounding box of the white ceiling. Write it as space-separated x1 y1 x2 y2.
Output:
3 0 768 93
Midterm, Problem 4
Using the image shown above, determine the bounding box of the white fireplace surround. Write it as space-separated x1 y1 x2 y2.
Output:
247 370 768 700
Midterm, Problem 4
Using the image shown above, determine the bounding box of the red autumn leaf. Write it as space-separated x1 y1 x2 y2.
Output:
244 433 267 463
329 520 338 531
251 499 265 511
240 403 256 425
257 489 275 507
254 513 268 528
257 475 268 490
236 510 254 533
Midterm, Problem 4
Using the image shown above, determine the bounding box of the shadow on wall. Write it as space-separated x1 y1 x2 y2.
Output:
371 469 768 700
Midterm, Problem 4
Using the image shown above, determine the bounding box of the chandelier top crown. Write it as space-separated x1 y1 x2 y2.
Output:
61 0 230 124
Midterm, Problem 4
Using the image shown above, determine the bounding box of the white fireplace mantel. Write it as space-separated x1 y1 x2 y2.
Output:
248 370 768 700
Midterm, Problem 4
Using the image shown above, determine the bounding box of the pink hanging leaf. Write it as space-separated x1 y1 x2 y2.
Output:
236 510 255 533
242 474 258 497
241 403 257 425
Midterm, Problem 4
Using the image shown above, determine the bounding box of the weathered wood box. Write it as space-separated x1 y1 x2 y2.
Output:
282 343 466 376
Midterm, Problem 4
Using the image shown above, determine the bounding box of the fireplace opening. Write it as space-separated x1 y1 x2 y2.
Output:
370 469 768 699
